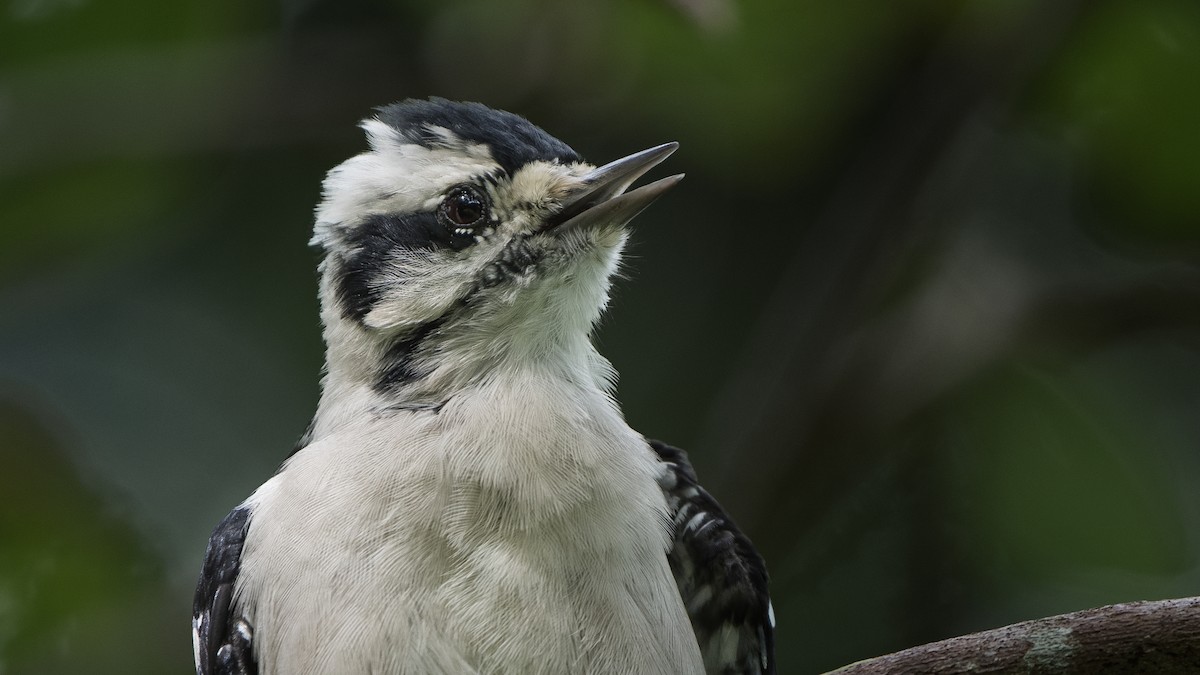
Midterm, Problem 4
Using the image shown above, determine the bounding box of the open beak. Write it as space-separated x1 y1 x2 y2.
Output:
546 142 684 233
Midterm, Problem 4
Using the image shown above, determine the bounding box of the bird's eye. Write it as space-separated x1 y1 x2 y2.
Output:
439 185 488 230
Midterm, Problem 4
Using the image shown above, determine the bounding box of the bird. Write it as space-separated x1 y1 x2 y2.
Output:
192 98 775 675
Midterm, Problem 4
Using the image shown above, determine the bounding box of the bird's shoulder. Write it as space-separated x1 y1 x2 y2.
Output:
649 439 776 675
193 505 258 675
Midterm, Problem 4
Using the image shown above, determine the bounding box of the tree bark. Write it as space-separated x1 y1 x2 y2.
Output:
825 597 1200 674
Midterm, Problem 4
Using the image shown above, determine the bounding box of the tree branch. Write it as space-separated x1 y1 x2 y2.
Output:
825 597 1200 674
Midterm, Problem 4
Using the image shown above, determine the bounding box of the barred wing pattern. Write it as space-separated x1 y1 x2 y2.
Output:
650 440 776 675
193 506 258 675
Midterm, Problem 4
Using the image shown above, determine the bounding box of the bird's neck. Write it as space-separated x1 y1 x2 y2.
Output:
309 319 616 446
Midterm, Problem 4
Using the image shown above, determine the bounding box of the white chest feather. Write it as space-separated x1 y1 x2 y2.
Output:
235 374 704 674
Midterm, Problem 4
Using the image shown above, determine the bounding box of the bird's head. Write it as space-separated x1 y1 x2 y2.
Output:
310 99 681 399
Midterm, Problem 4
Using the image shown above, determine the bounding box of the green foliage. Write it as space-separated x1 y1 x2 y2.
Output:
1035 0 1200 247
0 404 175 673
947 362 1188 577
2 0 1199 672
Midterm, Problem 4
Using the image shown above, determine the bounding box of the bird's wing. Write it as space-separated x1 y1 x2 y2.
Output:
650 440 776 675
193 506 259 675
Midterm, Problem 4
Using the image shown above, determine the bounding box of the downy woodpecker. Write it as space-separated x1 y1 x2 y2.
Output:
193 98 775 675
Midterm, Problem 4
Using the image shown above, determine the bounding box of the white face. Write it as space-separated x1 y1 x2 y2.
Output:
311 113 632 394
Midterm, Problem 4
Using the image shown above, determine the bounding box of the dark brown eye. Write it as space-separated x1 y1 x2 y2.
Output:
439 185 488 230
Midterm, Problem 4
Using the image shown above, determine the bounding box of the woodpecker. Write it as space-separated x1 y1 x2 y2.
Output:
193 98 775 675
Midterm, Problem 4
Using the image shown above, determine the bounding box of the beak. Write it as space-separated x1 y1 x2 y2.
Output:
546 142 684 233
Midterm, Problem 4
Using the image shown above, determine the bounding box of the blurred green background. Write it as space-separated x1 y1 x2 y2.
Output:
2 0 1200 672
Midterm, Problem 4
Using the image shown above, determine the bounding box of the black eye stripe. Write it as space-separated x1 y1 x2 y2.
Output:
333 181 498 324
335 212 469 322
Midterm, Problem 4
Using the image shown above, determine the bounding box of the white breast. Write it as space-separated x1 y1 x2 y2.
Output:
234 373 705 675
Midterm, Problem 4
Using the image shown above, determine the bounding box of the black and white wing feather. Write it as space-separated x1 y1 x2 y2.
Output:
193 506 259 675
651 440 776 675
